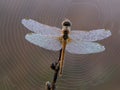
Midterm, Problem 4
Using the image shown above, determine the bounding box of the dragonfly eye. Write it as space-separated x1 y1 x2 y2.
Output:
62 21 71 26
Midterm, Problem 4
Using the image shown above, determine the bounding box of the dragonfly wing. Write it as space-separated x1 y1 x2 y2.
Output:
25 33 62 51
66 40 105 54
22 19 61 36
70 29 111 41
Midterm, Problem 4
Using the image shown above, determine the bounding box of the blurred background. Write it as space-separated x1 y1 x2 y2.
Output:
0 0 120 90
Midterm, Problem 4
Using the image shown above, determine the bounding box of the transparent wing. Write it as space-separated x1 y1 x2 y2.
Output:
69 29 111 41
25 33 62 51
22 19 61 36
66 40 105 54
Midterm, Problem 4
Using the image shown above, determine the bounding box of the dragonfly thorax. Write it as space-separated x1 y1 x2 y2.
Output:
62 30 69 40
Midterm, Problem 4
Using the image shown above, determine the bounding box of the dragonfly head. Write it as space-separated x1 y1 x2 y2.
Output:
62 19 72 31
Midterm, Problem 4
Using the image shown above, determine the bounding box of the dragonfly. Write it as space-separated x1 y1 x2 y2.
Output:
21 18 111 76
